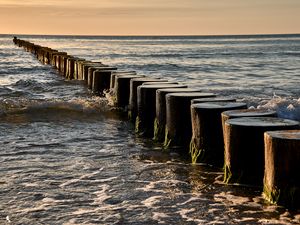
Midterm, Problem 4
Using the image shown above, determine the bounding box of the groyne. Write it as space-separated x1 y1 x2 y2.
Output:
13 36 300 209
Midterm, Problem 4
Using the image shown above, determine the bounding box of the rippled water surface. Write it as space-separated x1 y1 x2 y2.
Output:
0 34 300 224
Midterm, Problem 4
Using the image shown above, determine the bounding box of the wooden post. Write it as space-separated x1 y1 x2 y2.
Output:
82 63 104 82
136 84 186 137
92 70 113 94
190 102 247 166
55 53 67 71
77 60 92 80
224 117 299 186
66 57 75 79
110 71 137 90
154 88 202 142
264 130 300 208
164 92 216 150
114 74 145 108
128 78 167 122
88 67 117 89
74 59 86 80
221 108 277 137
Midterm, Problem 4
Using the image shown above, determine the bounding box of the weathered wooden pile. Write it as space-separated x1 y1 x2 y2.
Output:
13 37 300 209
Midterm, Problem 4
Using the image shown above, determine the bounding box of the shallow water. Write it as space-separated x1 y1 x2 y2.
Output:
0 34 300 224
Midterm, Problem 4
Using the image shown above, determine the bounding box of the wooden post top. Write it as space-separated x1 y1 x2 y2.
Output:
222 108 276 118
191 97 236 104
226 117 299 127
143 81 178 85
115 74 144 79
157 88 201 93
192 102 246 109
138 84 184 89
130 77 163 82
265 130 300 140
167 92 215 98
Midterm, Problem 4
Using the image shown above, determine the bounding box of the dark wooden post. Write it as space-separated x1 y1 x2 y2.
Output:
136 84 186 137
190 102 247 166
224 117 299 186
264 130 300 208
164 92 216 150
154 88 202 142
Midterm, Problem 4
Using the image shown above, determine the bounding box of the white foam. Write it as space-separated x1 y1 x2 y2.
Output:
1 96 112 115
6 215 11 223
257 95 300 121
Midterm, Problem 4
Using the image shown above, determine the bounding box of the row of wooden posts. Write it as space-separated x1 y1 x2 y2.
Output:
13 37 299 209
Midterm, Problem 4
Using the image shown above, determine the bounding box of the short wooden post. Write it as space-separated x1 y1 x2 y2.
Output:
136 84 186 137
128 78 166 122
55 53 67 71
154 88 202 142
224 117 299 186
66 57 75 79
114 74 145 108
74 59 86 80
164 92 216 150
110 71 137 90
92 70 113 94
82 63 104 82
264 130 300 208
88 67 117 89
190 102 247 166
77 60 92 80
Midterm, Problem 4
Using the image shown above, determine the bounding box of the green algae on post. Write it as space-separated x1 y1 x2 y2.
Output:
163 127 172 148
189 138 202 164
153 118 162 141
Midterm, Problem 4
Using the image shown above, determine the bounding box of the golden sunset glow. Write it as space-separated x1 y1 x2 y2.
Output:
0 0 299 35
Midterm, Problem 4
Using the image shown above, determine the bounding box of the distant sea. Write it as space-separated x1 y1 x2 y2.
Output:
0 34 299 224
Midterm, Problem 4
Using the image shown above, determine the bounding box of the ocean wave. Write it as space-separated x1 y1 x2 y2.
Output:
0 97 112 118
257 95 300 121
13 79 48 92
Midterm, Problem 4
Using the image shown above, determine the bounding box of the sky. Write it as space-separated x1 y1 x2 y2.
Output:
0 0 299 35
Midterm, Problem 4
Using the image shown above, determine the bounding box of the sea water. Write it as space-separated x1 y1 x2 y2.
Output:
0 34 299 224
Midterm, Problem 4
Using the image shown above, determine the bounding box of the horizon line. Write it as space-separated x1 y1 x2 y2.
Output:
2 33 300 38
